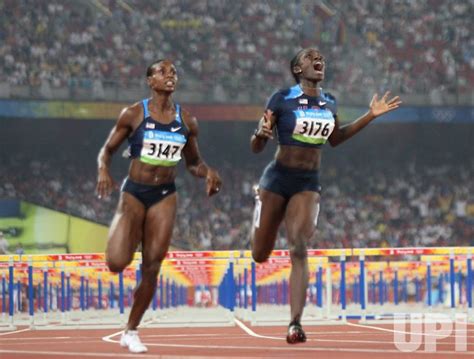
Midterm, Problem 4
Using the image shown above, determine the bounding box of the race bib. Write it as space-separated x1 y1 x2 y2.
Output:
140 130 186 166
292 109 335 145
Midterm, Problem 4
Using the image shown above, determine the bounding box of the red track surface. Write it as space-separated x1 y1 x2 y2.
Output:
0 322 473 358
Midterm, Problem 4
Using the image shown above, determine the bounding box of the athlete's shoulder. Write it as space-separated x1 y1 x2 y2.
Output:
266 86 299 109
179 106 196 123
321 90 337 104
272 87 290 96
320 90 337 114
179 105 198 133
118 101 143 122
278 85 304 100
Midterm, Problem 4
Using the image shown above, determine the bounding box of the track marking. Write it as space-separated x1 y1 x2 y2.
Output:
0 334 247 341
95 340 474 355
0 349 155 358
233 318 282 340
0 339 108 346
0 328 30 336
305 330 474 340
145 333 236 338
309 337 468 346
347 321 472 338
102 329 124 343
0 336 86 341
101 316 159 343
99 322 473 355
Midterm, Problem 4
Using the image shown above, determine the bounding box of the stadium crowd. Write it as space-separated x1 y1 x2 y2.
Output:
1 0 472 252
0 0 472 102
1 152 472 251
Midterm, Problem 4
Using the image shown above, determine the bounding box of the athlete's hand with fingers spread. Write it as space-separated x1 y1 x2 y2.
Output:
206 168 222 197
255 109 274 140
369 91 402 118
96 168 116 199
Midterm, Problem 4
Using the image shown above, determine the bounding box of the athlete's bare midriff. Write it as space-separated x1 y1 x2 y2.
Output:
274 145 322 170
128 159 177 185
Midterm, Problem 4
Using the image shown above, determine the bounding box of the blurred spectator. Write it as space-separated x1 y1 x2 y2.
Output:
0 0 472 103
15 243 25 255
0 231 9 254
1 150 472 251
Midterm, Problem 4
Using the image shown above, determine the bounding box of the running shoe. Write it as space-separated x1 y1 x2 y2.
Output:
120 330 148 353
286 322 307 344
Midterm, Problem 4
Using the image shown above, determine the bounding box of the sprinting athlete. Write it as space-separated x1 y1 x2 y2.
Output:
96 59 222 353
250 48 401 343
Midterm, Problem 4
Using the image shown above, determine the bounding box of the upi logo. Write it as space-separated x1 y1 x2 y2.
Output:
394 313 467 352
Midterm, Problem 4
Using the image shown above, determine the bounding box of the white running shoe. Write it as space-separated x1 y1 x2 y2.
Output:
120 330 148 353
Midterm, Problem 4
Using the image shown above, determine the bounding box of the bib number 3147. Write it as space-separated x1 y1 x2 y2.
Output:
147 142 180 159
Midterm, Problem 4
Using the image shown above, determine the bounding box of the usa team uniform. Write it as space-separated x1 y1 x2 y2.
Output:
121 99 188 208
259 85 337 198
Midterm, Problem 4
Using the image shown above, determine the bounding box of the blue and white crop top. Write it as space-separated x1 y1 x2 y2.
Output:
266 85 337 147
128 99 188 166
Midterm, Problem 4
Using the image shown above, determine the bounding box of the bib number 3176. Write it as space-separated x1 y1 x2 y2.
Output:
299 121 331 137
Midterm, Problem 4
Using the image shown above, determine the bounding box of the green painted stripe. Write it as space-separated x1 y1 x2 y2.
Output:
292 134 327 145
139 156 178 167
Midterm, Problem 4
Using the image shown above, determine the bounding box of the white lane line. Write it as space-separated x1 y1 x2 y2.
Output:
347 322 471 338
92 341 474 355
306 331 474 339
0 336 86 341
0 349 153 358
306 330 409 335
310 337 468 346
0 328 30 336
100 321 474 355
234 319 473 350
1 333 243 342
142 336 250 341
0 339 107 346
102 317 159 343
144 333 234 338
102 329 124 343
232 319 473 354
233 318 282 340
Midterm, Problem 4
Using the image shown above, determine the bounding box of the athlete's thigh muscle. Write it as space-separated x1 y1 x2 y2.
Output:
106 192 146 271
142 193 178 267
251 188 287 262
284 191 320 246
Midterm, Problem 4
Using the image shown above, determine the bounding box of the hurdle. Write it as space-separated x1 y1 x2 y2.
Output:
1 247 473 330
234 247 474 326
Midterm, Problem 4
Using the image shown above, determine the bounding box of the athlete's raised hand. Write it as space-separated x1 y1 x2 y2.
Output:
255 109 274 140
369 91 402 118
206 168 222 197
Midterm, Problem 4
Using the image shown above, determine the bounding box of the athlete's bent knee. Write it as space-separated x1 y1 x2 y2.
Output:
143 250 167 266
289 242 307 261
140 266 160 283
252 249 270 264
106 256 130 273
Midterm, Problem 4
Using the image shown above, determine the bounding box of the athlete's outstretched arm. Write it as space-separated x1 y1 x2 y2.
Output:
96 105 137 198
251 110 275 153
329 92 402 147
181 110 222 196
